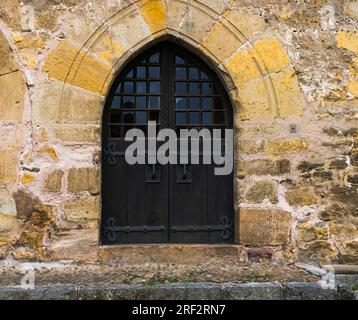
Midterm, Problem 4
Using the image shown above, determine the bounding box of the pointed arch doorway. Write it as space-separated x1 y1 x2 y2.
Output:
101 41 234 244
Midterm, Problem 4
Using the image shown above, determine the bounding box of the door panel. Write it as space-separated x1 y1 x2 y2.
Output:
101 42 234 244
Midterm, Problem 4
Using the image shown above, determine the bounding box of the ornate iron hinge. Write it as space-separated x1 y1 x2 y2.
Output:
170 216 233 240
103 217 166 242
103 142 124 165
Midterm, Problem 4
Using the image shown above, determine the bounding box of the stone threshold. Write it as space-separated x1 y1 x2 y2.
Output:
98 244 244 264
0 282 355 300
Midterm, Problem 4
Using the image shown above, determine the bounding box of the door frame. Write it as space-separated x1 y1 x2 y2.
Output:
100 37 238 245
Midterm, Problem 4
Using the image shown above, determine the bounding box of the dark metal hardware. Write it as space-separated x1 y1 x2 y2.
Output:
104 217 166 242
103 142 124 165
146 164 161 182
177 164 192 183
171 216 233 240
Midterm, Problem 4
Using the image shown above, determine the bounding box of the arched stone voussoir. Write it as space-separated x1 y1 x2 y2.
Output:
43 0 302 124
166 0 219 44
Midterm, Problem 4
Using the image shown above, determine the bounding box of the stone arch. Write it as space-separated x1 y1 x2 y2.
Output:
42 0 303 124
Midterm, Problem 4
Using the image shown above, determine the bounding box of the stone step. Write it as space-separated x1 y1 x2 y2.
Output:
0 282 355 300
98 244 245 264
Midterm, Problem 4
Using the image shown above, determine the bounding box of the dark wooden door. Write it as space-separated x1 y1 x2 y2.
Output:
101 42 234 244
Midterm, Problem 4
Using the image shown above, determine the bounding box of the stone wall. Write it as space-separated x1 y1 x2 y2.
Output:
0 0 357 265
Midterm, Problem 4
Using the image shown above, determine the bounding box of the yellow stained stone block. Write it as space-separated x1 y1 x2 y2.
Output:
348 79 358 97
43 41 111 94
238 77 271 120
266 139 309 156
202 22 244 61
225 38 291 89
253 38 290 73
21 173 35 185
337 32 358 53
271 68 303 117
139 0 166 33
225 49 262 88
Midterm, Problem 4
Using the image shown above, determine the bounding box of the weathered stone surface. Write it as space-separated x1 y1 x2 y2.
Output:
238 123 279 137
13 190 36 220
44 170 64 192
237 159 290 176
0 71 25 122
245 247 273 262
0 188 16 216
30 203 55 228
43 41 111 93
237 77 271 119
285 187 317 206
11 247 37 261
98 245 244 265
319 204 346 221
225 48 262 88
239 208 291 245
138 0 166 34
253 38 291 73
297 223 316 242
348 79 358 97
237 139 264 154
64 197 100 221
32 81 102 124
271 68 303 117
0 213 20 242
298 241 337 264
37 145 58 161
20 4 35 31
18 226 45 248
179 6 216 43
225 37 291 88
67 168 99 194
245 180 278 204
108 10 151 51
329 158 348 169
341 240 358 264
330 186 358 214
337 31 358 53
91 34 124 64
52 124 100 143
297 161 324 172
329 222 357 238
223 9 266 39
0 31 17 74
197 0 231 14
266 139 308 156
202 21 244 61
0 148 18 187
20 173 35 185
347 174 358 184
50 228 98 262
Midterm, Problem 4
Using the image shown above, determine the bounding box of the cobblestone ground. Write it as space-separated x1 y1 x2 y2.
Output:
0 260 319 287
